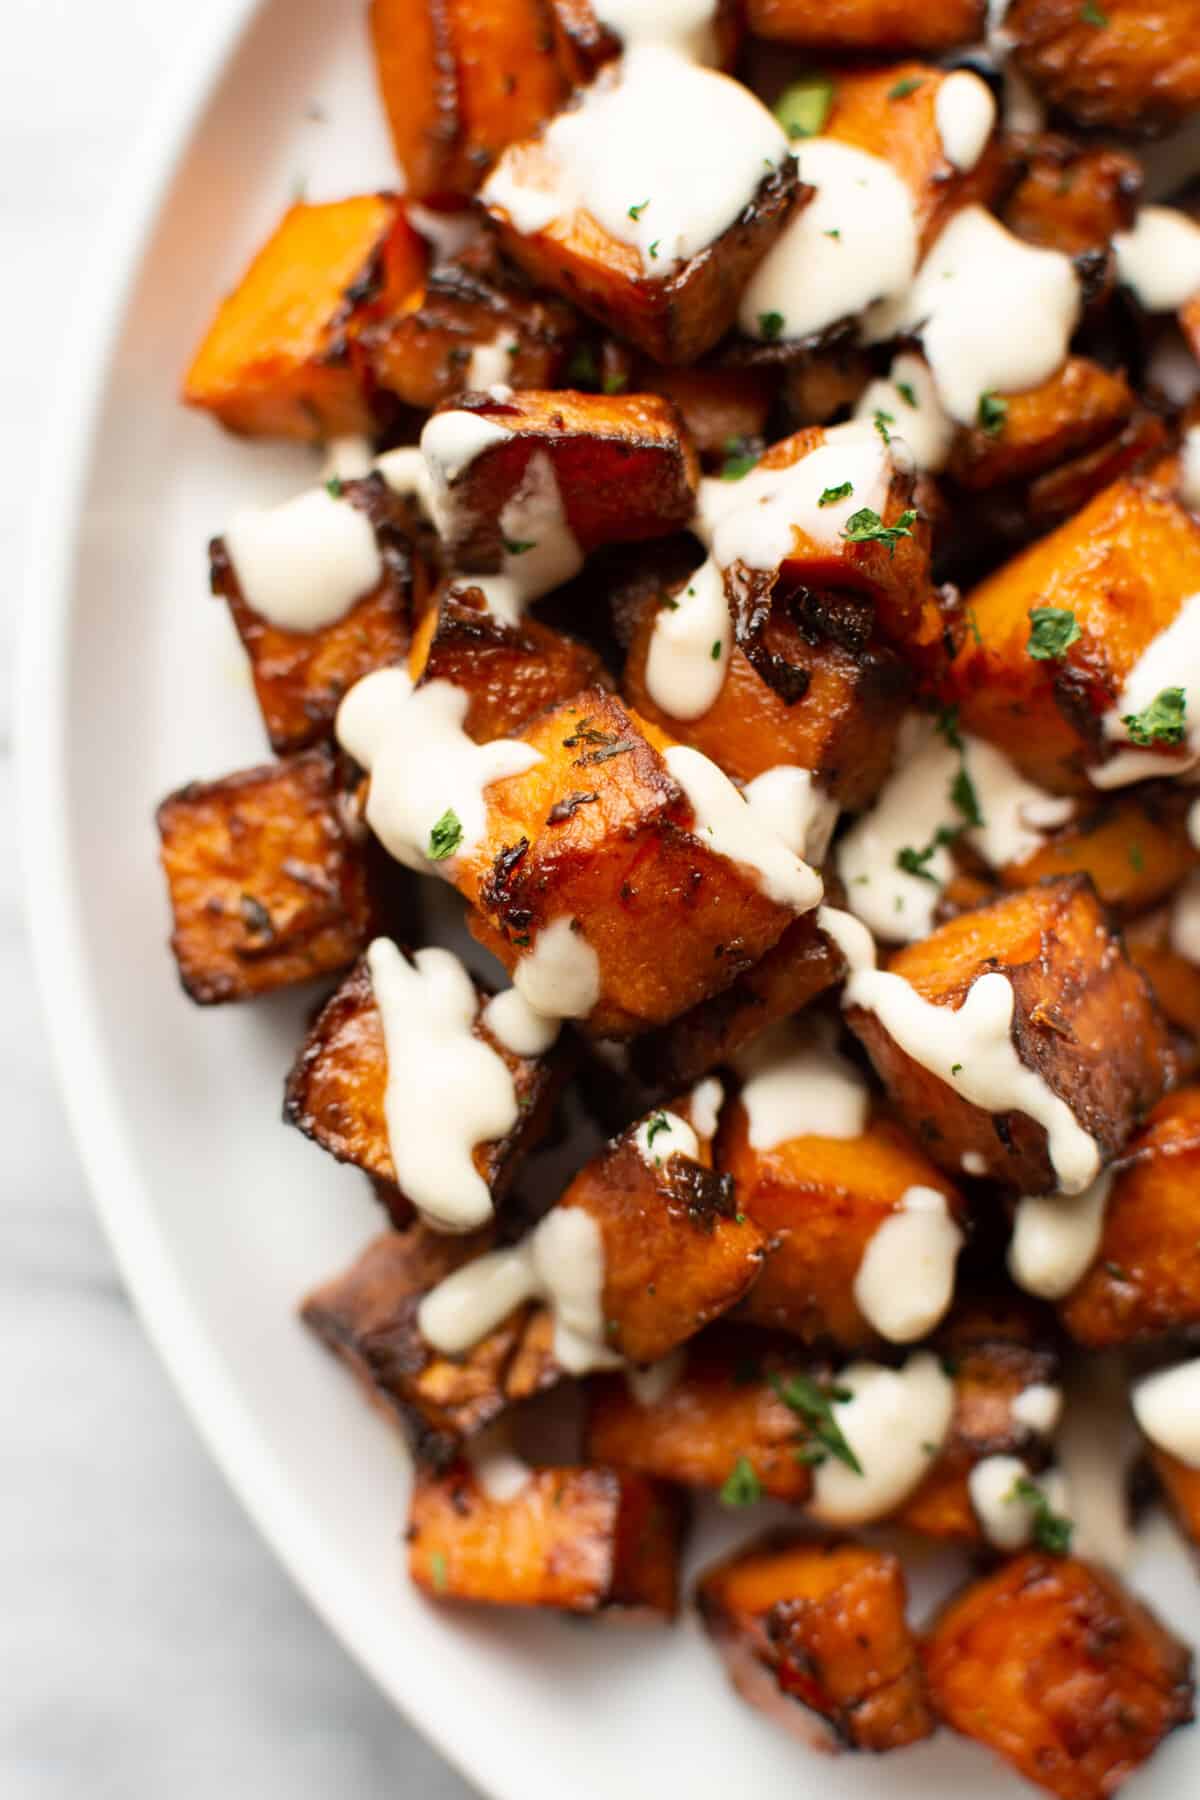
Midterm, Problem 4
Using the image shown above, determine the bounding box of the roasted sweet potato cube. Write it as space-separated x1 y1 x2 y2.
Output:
948 468 1200 793
720 1094 964 1349
407 1460 684 1614
1002 135 1141 263
156 748 375 1003
548 0 743 77
182 197 426 441
302 1226 558 1465
283 953 565 1213
924 1553 1194 1800
1008 0 1200 136
422 388 699 570
998 787 1197 919
480 60 801 364
895 1298 1060 1540
845 878 1172 1194
622 573 912 804
363 236 579 411
946 360 1134 494
629 911 845 1092
212 475 431 756
637 365 774 463
745 0 983 54
698 1537 935 1752
778 345 874 432
1060 1088 1200 1347
460 690 815 1037
408 577 610 742
1025 411 1171 532
370 0 569 205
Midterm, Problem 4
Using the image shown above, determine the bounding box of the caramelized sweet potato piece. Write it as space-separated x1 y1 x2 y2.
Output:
948 468 1200 792
698 1537 935 1752
745 0 983 54
1002 135 1141 263
720 1102 963 1348
283 954 565 1210
408 1460 684 1613
424 388 699 569
924 1553 1194 1799
638 365 774 463
1024 411 1171 531
1008 0 1200 136
998 788 1197 919
459 690 812 1037
370 0 569 205
182 197 426 441
212 475 431 756
947 360 1134 493
1060 1088 1200 1347
845 879 1172 1194
156 748 375 1003
408 577 610 742
302 1226 557 1465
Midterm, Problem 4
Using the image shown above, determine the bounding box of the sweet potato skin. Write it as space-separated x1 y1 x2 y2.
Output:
947 360 1134 494
924 1553 1194 1800
301 1226 557 1465
156 748 375 1003
745 0 983 52
1060 1088 1200 1347
182 197 426 440
1007 0 1200 135
846 878 1172 1194
698 1537 935 1752
999 788 1197 920
407 1460 684 1613
370 0 569 205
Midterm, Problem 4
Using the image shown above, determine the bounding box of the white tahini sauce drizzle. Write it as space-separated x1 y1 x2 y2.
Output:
855 353 954 474
372 445 433 511
466 331 516 391
482 45 788 274
853 1186 962 1343
1013 1383 1063 1437
595 0 721 61
321 436 374 481
689 1076 724 1141
968 1455 1068 1551
470 1444 533 1502
1171 870 1200 964
513 917 601 1022
1114 206 1200 313
336 667 541 875
664 744 824 911
935 70 997 172
1181 425 1200 515
417 1205 622 1375
962 1150 987 1176
739 139 918 344
634 1108 700 1168
367 940 519 1233
1092 590 1200 785
224 487 382 632
735 1017 869 1149
807 1353 955 1526
644 557 731 721
1008 1169 1112 1299
696 420 892 572
1133 1358 1200 1469
1056 1354 1135 1567
744 766 840 865
482 987 561 1057
876 206 1079 426
625 1349 687 1407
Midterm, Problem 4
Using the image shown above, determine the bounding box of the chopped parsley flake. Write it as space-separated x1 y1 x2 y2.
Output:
819 480 854 507
430 1551 448 1592
888 76 925 100
1128 843 1144 872
721 437 760 480
824 228 841 239
711 640 722 660
428 809 464 862
648 240 661 259
841 506 917 554
951 1062 963 1076
566 343 598 386
1027 607 1082 661
896 380 918 408
770 1372 863 1475
935 705 964 750
645 1112 671 1148
1122 687 1187 747
951 762 983 829
325 475 343 498
1011 1475 1073 1555
628 198 650 220
759 310 786 342
978 391 1008 436
873 408 895 445
897 843 941 882
602 370 629 395
503 536 536 556
773 76 836 140
719 1455 763 1507
1080 0 1108 23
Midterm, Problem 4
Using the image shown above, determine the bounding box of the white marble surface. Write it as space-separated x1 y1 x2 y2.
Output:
1 4 475 1794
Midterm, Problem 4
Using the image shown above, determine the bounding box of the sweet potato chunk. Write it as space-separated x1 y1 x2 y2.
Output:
1060 1088 1200 1347
302 1226 557 1465
720 1102 963 1349
998 787 1197 919
1002 136 1141 263
459 690 813 1037
1008 0 1200 136
408 577 610 742
745 0 983 54
182 197 425 441
407 1460 684 1613
283 955 565 1212
424 388 699 570
212 475 430 756
585 1328 817 1502
946 360 1134 494
698 1538 935 1752
845 879 1172 1194
370 0 569 205
637 365 773 463
948 468 1200 793
924 1553 1194 1800
156 748 375 1003
1024 411 1171 532
1125 911 1200 1074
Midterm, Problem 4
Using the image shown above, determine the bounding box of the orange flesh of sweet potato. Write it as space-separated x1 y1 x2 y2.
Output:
182 197 426 441
698 1538 935 1752
947 360 1135 494
1002 136 1142 260
745 0 983 53
999 789 1197 919
846 877 1172 1194
407 1460 684 1613
1007 0 1200 135
924 1553 1194 1800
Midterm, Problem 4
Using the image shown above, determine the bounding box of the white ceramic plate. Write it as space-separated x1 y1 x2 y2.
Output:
17 5 1200 1796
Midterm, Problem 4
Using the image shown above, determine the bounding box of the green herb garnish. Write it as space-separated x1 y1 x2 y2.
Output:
759 310 786 342
325 475 343 498
628 199 650 221
721 437 760 480
873 409 895 445
645 1112 670 1148
430 1551 448 1592
819 480 853 507
1122 687 1187 747
773 76 836 139
897 843 941 882
896 380 918 408
1011 1476 1074 1555
1027 606 1082 662
841 506 917 555
771 1372 863 1475
1080 0 1108 24
978 391 1008 436
720 1455 763 1507
888 76 924 100
602 370 629 396
428 809 463 861
503 536 536 557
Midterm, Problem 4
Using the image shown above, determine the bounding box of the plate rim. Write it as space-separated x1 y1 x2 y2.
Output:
13 8 511 1795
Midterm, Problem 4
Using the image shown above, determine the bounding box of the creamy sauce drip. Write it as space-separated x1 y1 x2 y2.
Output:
934 71 997 173
664 744 823 912
1012 1382 1063 1437
1133 1358 1200 1469
644 557 731 722
482 987 561 1057
968 1455 1068 1551
853 1185 962 1343
633 1108 700 1168
625 1349 687 1407
743 766 840 865
688 1075 724 1141
735 1018 869 1149
808 1353 955 1526
696 421 892 573
1094 590 1200 784
224 487 382 632
1008 1170 1112 1299
466 331 516 391
854 353 954 474
1114 206 1200 313
595 0 721 61
513 917 601 1022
